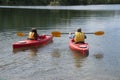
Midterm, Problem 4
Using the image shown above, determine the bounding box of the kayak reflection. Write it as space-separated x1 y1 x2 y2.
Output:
12 47 28 53
51 48 61 58
29 47 38 58
71 50 89 68
12 47 38 57
51 48 61 66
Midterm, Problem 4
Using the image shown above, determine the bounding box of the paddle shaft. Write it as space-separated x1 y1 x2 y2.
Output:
51 31 104 37
60 32 94 34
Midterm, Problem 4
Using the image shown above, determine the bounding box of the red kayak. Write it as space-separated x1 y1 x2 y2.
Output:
13 35 53 49
69 39 89 54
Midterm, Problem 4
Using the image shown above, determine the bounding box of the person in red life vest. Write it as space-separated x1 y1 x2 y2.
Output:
28 28 39 40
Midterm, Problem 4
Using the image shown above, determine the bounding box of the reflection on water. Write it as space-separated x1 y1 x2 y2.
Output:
51 48 61 58
93 52 104 59
13 47 27 53
51 48 61 66
71 50 89 68
29 47 38 58
0 8 117 31
13 47 38 58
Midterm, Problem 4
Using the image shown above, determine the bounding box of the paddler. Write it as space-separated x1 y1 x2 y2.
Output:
69 28 87 43
27 28 39 40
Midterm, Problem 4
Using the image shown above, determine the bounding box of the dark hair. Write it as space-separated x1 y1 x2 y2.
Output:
31 28 37 32
31 28 38 40
77 28 81 32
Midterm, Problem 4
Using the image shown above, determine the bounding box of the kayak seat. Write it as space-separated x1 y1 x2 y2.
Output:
79 45 87 48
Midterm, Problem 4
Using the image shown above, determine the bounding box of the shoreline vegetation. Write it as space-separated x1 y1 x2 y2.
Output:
0 0 120 6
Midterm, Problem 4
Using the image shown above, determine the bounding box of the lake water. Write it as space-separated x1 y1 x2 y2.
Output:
0 5 120 80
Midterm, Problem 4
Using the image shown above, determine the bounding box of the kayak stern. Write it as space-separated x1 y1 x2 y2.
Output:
69 39 89 54
13 35 53 49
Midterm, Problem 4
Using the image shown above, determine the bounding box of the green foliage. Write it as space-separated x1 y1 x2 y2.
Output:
59 0 80 5
0 0 120 5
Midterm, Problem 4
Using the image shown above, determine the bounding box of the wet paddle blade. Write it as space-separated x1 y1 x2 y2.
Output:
51 31 61 37
94 31 104 36
17 32 25 37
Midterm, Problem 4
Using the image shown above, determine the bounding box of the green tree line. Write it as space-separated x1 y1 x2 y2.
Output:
0 0 120 6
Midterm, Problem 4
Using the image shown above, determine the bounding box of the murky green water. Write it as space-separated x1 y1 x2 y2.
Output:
0 5 120 80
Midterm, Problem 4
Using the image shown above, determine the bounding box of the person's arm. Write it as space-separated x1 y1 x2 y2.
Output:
69 32 75 39
84 35 87 39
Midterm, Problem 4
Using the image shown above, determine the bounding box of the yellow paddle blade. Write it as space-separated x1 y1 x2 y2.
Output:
51 31 61 37
94 31 104 36
17 32 25 37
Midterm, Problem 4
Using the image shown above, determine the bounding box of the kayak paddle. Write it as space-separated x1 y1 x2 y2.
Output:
51 31 104 37
17 32 25 37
